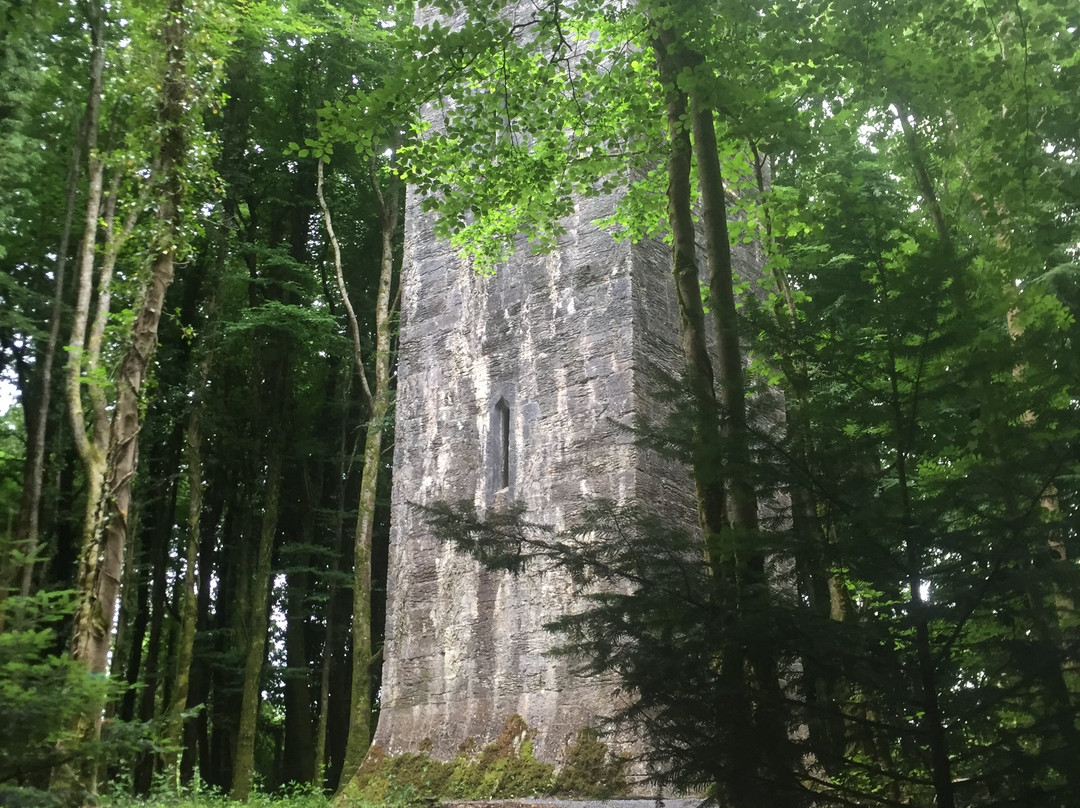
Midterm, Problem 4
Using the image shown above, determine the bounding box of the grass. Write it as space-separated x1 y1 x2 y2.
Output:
100 785 333 808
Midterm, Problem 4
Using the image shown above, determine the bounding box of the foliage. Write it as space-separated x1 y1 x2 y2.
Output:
100 780 332 808
1 0 394 799
0 405 24 552
1 0 1078 804
0 590 121 789
552 727 629 799
408 0 1080 804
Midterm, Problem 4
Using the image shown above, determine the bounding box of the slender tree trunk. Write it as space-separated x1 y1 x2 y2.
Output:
314 377 351 787
12 118 83 599
894 104 950 248
321 157 400 789
692 101 798 798
53 5 109 796
649 28 764 808
283 545 316 785
163 351 212 785
132 432 182 792
99 0 187 690
313 606 335 787
230 448 284 802
649 32 727 555
118 530 149 723
692 107 756 533
184 482 221 784
65 0 109 676
213 494 246 790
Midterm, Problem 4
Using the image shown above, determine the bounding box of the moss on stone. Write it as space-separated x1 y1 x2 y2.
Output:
342 716 625 806
553 727 630 799
342 744 454 805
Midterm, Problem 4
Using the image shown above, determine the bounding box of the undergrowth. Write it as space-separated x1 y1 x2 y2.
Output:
43 715 625 808
98 781 331 808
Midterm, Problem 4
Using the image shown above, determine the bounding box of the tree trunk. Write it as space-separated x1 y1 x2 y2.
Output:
65 0 108 678
53 5 109 796
184 480 221 785
229 448 283 802
692 101 798 798
132 428 182 792
320 157 400 789
649 28 764 808
649 31 727 557
10 116 83 600
283 547 316 786
163 351 213 784
894 104 950 248
117 531 150 724
97 0 187 696
690 104 757 535
59 0 189 796
314 379 351 787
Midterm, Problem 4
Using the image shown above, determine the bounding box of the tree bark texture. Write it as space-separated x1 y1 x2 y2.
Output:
690 103 758 536
65 0 108 692
692 100 798 798
650 27 760 808
53 8 109 796
58 0 189 795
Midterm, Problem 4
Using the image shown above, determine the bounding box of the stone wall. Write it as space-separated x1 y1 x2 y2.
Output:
373 189 674 764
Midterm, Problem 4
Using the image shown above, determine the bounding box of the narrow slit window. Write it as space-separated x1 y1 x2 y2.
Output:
495 398 510 490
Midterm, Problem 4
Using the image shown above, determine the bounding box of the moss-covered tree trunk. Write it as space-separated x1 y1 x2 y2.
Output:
64 2 108 719
692 97 800 803
649 26 761 808
340 180 399 786
59 0 190 797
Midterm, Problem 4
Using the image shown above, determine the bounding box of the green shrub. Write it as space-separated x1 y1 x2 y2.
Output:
0 590 117 791
98 778 331 808
0 784 64 807
554 727 629 798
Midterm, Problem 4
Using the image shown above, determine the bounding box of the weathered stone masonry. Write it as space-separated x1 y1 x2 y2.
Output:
373 174 693 762
372 1 768 762
372 171 768 770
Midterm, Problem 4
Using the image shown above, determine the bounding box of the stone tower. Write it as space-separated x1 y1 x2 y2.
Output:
372 171 764 764
370 7 765 768
371 188 679 763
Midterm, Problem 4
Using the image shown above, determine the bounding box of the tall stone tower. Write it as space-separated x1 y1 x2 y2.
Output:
370 182 694 763
371 7 766 769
